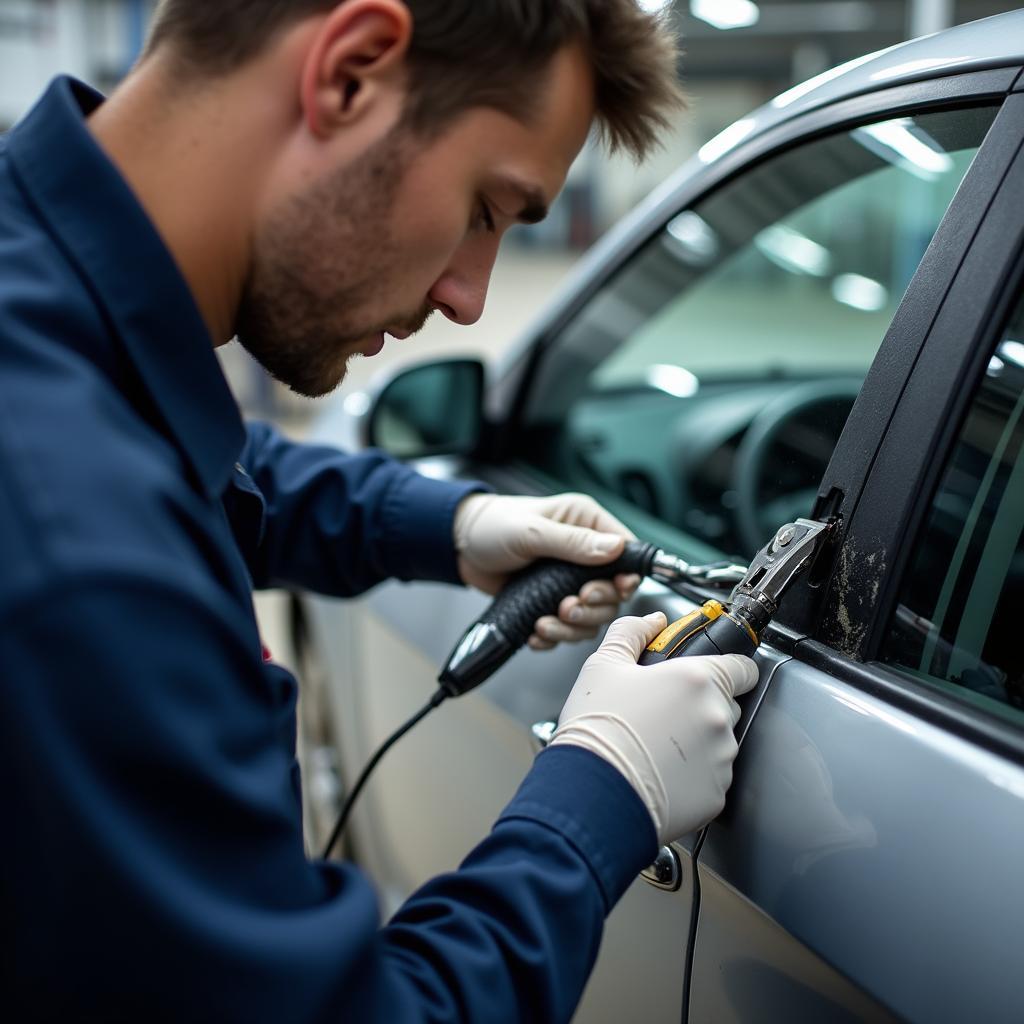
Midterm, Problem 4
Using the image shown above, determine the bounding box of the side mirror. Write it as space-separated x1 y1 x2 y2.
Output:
367 358 485 459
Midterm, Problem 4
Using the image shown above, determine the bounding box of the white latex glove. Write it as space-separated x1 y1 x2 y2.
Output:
549 612 760 845
454 493 641 649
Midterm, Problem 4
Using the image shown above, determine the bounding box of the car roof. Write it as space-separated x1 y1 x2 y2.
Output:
697 11 1024 167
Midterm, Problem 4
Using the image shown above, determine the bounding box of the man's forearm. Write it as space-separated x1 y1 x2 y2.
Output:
374 746 657 1022
235 421 485 595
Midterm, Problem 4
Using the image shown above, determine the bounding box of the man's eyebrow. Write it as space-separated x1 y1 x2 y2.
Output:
498 177 549 224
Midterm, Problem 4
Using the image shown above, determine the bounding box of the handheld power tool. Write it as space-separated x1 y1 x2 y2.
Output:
439 544 747 696
638 517 833 665
322 517 834 857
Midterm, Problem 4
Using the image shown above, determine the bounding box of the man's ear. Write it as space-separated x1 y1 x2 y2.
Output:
300 0 412 139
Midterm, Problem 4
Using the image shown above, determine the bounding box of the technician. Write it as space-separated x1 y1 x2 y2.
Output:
0 1 757 1020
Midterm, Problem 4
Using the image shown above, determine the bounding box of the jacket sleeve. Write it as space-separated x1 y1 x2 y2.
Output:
236 420 487 595
2 566 657 1023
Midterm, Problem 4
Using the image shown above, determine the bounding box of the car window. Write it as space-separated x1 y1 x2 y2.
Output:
516 106 998 561
880 291 1024 724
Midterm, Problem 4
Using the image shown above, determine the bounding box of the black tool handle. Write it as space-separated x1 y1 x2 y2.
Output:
480 540 659 644
439 540 660 697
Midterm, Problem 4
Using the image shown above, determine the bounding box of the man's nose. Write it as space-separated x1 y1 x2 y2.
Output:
428 240 500 326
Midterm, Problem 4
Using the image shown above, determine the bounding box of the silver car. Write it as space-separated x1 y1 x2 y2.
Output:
293 12 1024 1023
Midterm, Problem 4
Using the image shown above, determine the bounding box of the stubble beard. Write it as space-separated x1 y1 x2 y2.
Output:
235 128 430 399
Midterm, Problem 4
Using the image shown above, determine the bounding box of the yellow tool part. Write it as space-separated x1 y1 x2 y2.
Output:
646 600 726 655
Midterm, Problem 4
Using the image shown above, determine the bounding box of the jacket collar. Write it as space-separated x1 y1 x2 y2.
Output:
5 76 246 499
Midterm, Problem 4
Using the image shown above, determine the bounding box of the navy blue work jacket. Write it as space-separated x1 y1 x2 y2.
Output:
0 78 656 1021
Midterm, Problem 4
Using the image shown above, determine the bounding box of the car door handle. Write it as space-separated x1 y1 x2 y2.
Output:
532 721 683 893
641 846 682 892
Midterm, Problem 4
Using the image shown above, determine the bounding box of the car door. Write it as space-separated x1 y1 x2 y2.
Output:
688 86 1024 1024
301 70 1020 1024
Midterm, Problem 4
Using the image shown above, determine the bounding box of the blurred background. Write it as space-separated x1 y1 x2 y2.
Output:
1 0 1019 428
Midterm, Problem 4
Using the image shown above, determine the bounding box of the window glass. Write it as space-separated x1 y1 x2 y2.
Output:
517 107 997 561
881 293 1024 721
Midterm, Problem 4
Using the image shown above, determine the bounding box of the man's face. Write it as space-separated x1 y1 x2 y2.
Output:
236 45 595 398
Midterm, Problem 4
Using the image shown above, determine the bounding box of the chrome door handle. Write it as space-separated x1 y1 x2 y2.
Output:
641 846 682 892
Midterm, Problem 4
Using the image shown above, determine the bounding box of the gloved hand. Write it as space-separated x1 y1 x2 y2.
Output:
549 612 759 844
454 493 641 650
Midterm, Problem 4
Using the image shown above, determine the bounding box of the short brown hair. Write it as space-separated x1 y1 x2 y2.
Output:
146 1 684 161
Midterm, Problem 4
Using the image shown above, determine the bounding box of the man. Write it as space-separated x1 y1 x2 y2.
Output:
0 1 757 1020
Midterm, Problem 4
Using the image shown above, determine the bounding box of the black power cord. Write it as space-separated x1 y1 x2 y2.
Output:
321 688 449 860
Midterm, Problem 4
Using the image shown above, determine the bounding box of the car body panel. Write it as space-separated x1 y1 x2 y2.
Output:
688 866 902 1024
693 657 1024 1023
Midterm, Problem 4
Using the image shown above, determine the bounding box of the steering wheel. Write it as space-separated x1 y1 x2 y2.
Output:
731 379 862 554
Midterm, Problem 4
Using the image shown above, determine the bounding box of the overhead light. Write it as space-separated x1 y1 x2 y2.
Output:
698 117 756 163
647 364 700 398
754 225 832 277
637 0 673 12
832 274 889 312
854 118 954 180
691 0 760 30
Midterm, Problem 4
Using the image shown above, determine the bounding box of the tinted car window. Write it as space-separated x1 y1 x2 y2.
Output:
881 292 1024 723
517 107 997 560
